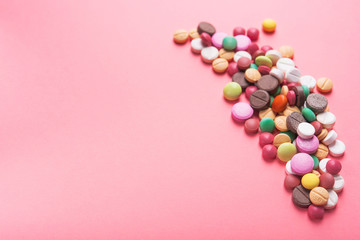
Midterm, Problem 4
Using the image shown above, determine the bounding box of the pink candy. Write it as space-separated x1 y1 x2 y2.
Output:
231 102 254 122
227 62 239 76
235 35 251 51
296 136 319 154
291 153 314 175
233 27 246 36
211 32 227 48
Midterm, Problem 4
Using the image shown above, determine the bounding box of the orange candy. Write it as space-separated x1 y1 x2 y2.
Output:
272 95 288 113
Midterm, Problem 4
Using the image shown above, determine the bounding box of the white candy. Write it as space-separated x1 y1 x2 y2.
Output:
324 190 338 209
329 140 345 157
333 174 345 193
319 158 331 174
317 112 336 129
270 68 284 83
322 130 337 145
297 122 315 139
300 75 317 91
265 50 282 65
201 46 219 63
276 58 295 73
285 160 297 175
285 67 301 83
191 38 206 54
233 51 252 62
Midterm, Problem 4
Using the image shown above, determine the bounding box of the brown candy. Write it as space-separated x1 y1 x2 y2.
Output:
292 86 305 108
249 90 270 111
197 22 216 36
256 75 279 94
232 72 251 90
306 93 328 114
292 185 311 208
286 112 306 133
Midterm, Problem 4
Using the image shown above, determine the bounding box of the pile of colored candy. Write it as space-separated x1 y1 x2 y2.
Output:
173 20 346 220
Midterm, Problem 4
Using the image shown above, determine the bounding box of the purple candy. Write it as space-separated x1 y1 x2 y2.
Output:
211 32 228 49
291 153 314 175
296 136 319 154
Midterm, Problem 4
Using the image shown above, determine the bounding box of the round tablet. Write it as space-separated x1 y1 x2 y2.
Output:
326 159 342 175
279 45 294 58
244 118 259 134
278 143 297 162
286 112 306 133
249 90 270 110
255 56 273 68
286 160 297 175
296 136 319 154
219 48 234 61
266 50 282 65
310 187 329 206
292 185 311 208
189 29 200 39
274 116 288 131
200 32 212 46
245 68 261 83
237 57 252 71
319 172 335 189
317 77 333 93
306 93 328 114
286 67 301 83
302 108 316 122
301 173 319 189
235 35 251 51
223 36 237 51
228 62 239 76
318 158 330 174
328 140 345 157
291 153 314 175
324 190 338 209
262 18 276 33
317 112 336 129
273 133 291 147
256 75 279 94
247 27 259 41
232 72 250 89
322 130 337 145
270 68 284 83
211 32 228 48
308 205 324 220
311 155 319 169
212 58 229 73
191 38 206 54
333 174 345 193
233 27 246 36
197 22 216 36
277 58 295 73
262 144 277 160
234 51 252 62
297 122 315 139
259 118 275 132
259 132 274 147
173 29 189 44
300 75 317 92
201 46 219 63
223 82 241 100
284 174 300 190
245 86 258 99
247 42 259 55
231 102 254 122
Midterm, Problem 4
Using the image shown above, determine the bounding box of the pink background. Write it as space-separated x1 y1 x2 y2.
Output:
0 0 359 239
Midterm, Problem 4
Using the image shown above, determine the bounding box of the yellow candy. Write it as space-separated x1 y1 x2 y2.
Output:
277 143 297 162
262 19 276 33
301 173 320 190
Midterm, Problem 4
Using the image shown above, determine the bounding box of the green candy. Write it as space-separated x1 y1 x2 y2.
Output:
302 107 316 122
302 85 309 99
270 96 274 107
250 63 258 70
259 117 275 132
223 82 242 100
222 36 237 51
311 155 319 169
255 56 273 68
280 131 297 142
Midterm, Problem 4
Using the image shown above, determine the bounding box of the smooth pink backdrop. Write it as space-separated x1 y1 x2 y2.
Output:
0 0 359 239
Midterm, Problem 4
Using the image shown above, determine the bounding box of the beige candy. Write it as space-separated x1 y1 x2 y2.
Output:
317 77 333 93
259 108 276 120
280 85 289 96
273 133 291 147
315 143 329 160
219 48 234 62
283 105 300 116
317 129 328 141
212 58 228 73
245 69 261 83
274 116 288 131
310 187 329 206
189 29 200 39
279 45 294 58
173 29 189 44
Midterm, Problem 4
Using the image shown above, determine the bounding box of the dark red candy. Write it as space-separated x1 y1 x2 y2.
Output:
258 65 271 75
319 173 335 189
261 45 273 53
247 27 260 41
308 205 324 220
233 27 246 36
326 160 342 175
252 49 265 60
284 174 300 190
237 57 252 71
200 32 212 46
245 86 258 99
247 42 259 55
311 121 323 135
262 144 277 160
259 132 274 147
227 62 239 76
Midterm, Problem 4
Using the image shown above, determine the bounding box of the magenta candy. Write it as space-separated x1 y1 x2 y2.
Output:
247 42 259 55
287 90 296 106
326 159 342 175
258 65 271 75
308 205 324 220
227 62 239 76
235 35 251 51
296 136 319 154
291 153 314 175
287 82 298 89
259 132 274 147
262 144 277 160
201 32 212 46
231 102 254 122
233 27 246 36
261 45 273 53
245 86 258 99
211 32 227 48
247 27 259 41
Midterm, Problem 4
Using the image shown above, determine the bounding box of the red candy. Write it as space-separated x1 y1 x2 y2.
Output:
287 90 296 106
311 121 323 135
259 132 274 147
287 82 298 89
245 86 258 99
227 62 239 76
261 45 273 53
262 144 277 160
284 174 300 190
237 57 252 71
245 118 259 134
308 205 324 220
247 42 259 55
200 32 212 46
319 172 335 189
326 160 342 175
272 95 288 113
247 27 260 41
258 65 271 75
252 49 265 60
233 27 246 36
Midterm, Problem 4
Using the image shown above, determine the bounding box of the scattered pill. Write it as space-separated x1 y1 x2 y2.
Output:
285 174 300 189
262 18 276 33
223 36 237 51
231 102 254 122
235 35 251 51
278 142 297 162
279 45 294 59
262 144 277 160
173 29 189 44
245 118 259 134
219 48 234 61
328 140 345 157
317 77 333 93
247 27 260 41
223 82 241 100
319 172 335 189
191 38 206 54
233 27 246 36
201 46 219 63
292 185 311 208
211 32 228 48
200 32 212 46
189 29 200 39
308 205 324 220
233 50 252 62
324 190 338 209
310 187 329 206
297 122 315 139
197 22 216 36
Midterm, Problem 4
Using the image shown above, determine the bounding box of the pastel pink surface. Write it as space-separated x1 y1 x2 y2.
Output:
0 0 360 240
